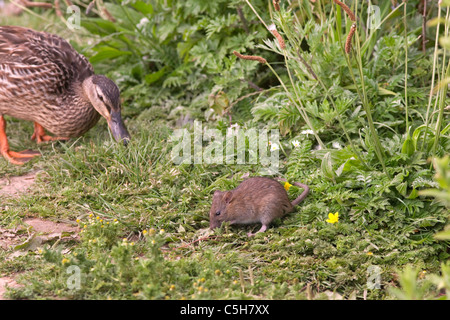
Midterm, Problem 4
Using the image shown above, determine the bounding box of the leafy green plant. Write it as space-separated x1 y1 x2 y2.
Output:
73 0 274 121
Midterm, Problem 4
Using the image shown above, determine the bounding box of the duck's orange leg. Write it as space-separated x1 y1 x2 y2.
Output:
31 122 69 144
0 116 41 165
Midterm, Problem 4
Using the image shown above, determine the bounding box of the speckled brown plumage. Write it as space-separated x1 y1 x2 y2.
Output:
0 26 130 165
0 26 101 137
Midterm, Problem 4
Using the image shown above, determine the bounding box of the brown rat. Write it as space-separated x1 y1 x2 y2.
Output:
209 177 309 236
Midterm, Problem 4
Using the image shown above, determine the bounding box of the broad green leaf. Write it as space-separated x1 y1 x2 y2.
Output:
81 19 117 35
145 67 167 85
401 135 415 156
406 188 419 199
321 152 335 181
396 182 408 196
439 36 450 49
13 234 42 251
427 17 447 27
90 47 132 63
419 189 450 203
131 1 154 15
434 228 450 241
378 87 397 96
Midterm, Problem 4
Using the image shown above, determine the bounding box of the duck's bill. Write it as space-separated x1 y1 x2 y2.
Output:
107 110 130 146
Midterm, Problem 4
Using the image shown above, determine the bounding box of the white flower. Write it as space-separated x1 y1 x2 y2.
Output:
300 129 314 136
332 141 342 149
137 17 150 30
291 140 300 148
270 143 279 151
227 124 240 137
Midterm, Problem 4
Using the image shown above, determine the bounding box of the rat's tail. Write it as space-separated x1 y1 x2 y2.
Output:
274 177 310 207
290 182 309 206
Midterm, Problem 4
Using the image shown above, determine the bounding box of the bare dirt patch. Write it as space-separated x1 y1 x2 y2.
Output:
0 218 79 299
0 170 42 198
0 217 80 299
0 277 22 300
0 218 80 251
24 217 79 235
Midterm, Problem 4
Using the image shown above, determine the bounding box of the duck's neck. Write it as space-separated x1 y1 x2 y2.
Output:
42 78 102 137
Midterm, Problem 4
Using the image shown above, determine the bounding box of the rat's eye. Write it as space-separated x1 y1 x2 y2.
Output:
215 211 221 216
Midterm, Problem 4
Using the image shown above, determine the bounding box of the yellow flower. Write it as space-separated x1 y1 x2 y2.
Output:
284 182 292 191
367 252 373 256
61 258 70 265
76 219 80 223
326 212 339 224
143 230 148 235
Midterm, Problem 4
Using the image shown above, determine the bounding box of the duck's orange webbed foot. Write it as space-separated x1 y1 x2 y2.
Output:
31 122 69 144
0 116 41 165
1 149 41 165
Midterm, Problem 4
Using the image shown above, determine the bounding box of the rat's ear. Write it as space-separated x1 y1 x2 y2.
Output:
213 190 223 198
223 191 233 203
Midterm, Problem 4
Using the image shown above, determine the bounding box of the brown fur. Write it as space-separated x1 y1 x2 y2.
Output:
209 177 309 236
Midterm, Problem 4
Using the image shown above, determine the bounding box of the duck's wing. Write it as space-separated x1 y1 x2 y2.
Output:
0 26 94 83
0 61 66 99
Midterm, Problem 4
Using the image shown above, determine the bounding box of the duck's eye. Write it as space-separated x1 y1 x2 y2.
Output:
215 211 221 216
98 95 105 102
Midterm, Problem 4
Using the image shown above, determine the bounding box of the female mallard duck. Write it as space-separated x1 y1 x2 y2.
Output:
0 25 130 165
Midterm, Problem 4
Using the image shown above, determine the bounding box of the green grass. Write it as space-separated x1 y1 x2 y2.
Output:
0 117 447 300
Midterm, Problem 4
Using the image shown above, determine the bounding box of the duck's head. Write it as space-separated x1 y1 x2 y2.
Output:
83 75 130 145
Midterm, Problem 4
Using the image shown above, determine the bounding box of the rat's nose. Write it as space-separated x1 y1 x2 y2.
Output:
209 220 221 230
